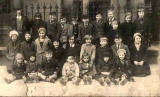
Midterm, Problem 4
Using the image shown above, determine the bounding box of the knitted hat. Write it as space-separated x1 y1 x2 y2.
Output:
117 49 126 55
84 34 93 40
16 53 24 60
9 30 19 38
133 32 142 39
38 27 46 33
100 36 108 41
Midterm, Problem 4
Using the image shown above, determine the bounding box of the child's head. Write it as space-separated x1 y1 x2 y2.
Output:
84 34 92 44
111 20 118 30
49 12 56 21
53 40 59 48
45 50 53 61
114 34 122 44
25 32 31 41
60 17 67 24
15 53 24 64
16 9 22 16
60 35 68 43
67 56 75 63
82 15 89 25
100 36 108 47
38 27 46 39
30 56 36 62
34 12 42 20
9 30 19 42
125 12 132 22
72 17 78 25
137 5 145 18
134 33 142 43
117 49 126 60
82 53 90 63
107 9 114 19
69 36 75 44
96 13 102 21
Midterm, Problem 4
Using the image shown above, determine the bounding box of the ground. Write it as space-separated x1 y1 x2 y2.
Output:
0 43 159 96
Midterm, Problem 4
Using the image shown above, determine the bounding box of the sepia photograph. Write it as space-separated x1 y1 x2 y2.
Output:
0 0 160 96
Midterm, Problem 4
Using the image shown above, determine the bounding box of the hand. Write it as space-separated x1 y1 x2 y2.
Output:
134 61 139 65
24 60 28 64
139 61 144 66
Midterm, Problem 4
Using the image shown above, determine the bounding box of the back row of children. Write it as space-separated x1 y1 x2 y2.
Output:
4 6 151 86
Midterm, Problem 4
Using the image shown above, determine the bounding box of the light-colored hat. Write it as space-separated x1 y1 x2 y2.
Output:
38 27 46 33
16 53 24 60
133 32 142 39
117 49 126 55
9 30 19 38
100 36 108 41
84 34 93 40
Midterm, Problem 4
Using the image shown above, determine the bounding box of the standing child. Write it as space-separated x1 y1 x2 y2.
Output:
79 54 93 85
60 56 80 85
4 53 26 84
111 49 134 85
34 27 52 66
38 50 59 82
96 36 113 86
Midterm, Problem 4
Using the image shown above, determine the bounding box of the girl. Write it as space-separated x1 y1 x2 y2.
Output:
34 27 52 66
129 33 151 77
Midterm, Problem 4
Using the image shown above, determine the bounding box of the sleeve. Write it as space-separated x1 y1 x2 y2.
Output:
62 63 67 76
75 63 80 77
91 45 96 63
80 44 85 61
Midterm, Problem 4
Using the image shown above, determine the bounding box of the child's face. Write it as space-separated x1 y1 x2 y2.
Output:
82 19 89 26
17 10 21 16
60 18 66 24
104 57 109 63
16 58 23 64
30 56 35 62
45 53 53 60
118 53 125 60
39 31 45 39
67 56 74 63
72 20 77 25
83 56 89 62
125 15 131 22
96 14 102 20
100 39 107 47
69 36 75 44
25 33 31 41
114 38 122 44
107 11 114 18
49 15 56 21
112 21 118 29
11 35 18 42
135 36 141 43
85 38 91 44
53 41 59 48
138 10 144 18
61 36 67 43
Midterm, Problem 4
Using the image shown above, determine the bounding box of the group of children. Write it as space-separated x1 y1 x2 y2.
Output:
4 6 151 86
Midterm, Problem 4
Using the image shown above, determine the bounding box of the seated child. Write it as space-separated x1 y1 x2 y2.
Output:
4 53 26 84
96 36 113 86
25 54 39 83
60 56 80 85
60 35 68 50
38 50 59 83
111 34 130 60
79 54 93 85
111 49 134 85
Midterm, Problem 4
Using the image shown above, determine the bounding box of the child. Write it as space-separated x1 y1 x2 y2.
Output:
111 49 134 85
20 32 35 61
129 33 151 77
38 50 59 82
80 34 96 65
60 56 80 85
6 30 21 73
65 36 80 62
71 17 79 40
119 11 135 45
25 55 39 83
79 54 93 85
107 20 121 46
111 34 130 60
60 35 68 50
34 27 52 66
4 53 26 84
96 36 113 85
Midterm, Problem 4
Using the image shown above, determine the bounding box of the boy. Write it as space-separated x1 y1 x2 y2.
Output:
111 34 130 60
71 17 79 40
119 11 135 45
79 54 93 85
60 56 80 85
111 49 134 85
96 36 113 86
78 16 94 44
4 53 26 84
46 12 60 41
38 50 59 82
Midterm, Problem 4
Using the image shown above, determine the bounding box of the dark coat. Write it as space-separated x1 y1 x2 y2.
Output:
46 21 61 41
129 43 151 76
119 22 135 45
96 46 113 74
20 40 35 61
52 46 63 62
26 61 37 74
